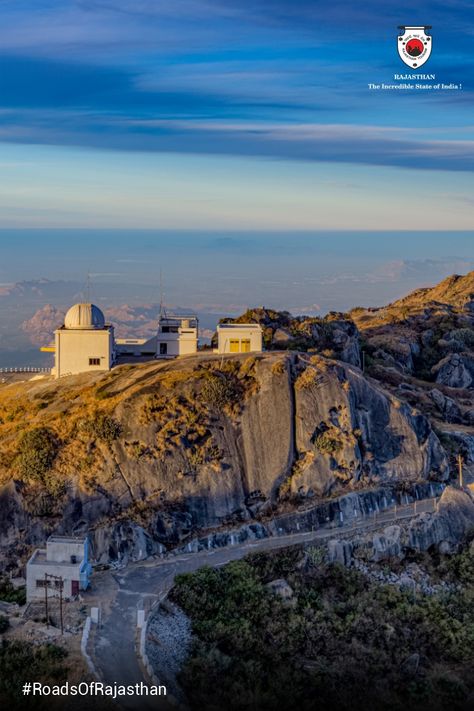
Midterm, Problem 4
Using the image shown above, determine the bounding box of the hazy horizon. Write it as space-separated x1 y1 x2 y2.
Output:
2 230 474 312
1 229 473 367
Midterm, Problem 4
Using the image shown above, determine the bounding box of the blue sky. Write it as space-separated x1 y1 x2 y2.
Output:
0 0 473 230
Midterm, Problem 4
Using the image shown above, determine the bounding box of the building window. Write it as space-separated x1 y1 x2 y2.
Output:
89 358 101 366
241 339 251 353
160 343 168 355
229 339 240 353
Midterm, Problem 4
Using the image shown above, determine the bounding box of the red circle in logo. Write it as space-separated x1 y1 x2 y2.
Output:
406 38 424 57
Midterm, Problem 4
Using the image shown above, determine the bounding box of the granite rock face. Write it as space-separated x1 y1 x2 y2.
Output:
432 353 474 389
291 357 449 497
0 353 451 569
429 388 462 423
327 487 474 565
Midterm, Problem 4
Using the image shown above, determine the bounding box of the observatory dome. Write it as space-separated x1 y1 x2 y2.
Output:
64 303 106 330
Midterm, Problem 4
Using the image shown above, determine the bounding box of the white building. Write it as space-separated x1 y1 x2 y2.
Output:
26 535 92 602
115 335 158 358
46 303 115 378
156 315 199 358
216 323 263 354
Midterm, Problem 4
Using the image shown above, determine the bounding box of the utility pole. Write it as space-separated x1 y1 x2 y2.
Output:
457 453 464 489
59 578 64 635
44 573 64 634
159 269 164 318
44 573 48 626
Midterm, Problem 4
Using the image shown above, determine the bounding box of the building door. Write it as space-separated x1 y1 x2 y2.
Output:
160 343 167 355
229 339 239 353
71 580 79 596
241 339 251 353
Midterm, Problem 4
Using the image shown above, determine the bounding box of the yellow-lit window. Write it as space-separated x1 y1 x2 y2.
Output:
241 339 251 352
229 339 240 353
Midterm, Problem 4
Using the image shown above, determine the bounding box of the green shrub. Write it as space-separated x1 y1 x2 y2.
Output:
82 412 122 444
170 545 474 711
0 578 26 605
314 429 343 455
0 640 68 709
0 615 9 633
15 427 58 484
201 374 240 409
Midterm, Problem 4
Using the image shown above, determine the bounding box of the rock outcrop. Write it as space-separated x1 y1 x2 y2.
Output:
429 388 462 423
0 353 452 571
432 353 474 388
219 308 361 366
290 356 448 497
328 487 474 566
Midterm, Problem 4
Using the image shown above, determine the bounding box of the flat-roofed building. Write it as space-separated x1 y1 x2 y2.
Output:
26 535 92 602
156 315 199 358
216 323 263 354
115 335 158 357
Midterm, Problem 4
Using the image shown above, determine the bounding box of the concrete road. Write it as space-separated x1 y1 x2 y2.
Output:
91 497 438 709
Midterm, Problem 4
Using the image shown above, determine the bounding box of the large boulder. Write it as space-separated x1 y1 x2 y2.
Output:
432 353 474 388
429 388 462 423
325 320 361 367
368 334 418 373
407 487 474 553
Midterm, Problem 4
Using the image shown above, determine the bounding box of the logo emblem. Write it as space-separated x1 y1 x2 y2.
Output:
398 26 432 68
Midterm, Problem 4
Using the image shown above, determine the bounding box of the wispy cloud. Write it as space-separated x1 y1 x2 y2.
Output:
0 1 472 228
2 104 473 171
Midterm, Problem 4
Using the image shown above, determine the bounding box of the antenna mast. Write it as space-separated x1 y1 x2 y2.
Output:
159 269 165 318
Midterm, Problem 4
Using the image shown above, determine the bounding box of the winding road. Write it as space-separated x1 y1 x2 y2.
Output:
89 497 438 709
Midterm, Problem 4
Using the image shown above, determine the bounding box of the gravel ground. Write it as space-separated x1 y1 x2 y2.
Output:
146 602 192 702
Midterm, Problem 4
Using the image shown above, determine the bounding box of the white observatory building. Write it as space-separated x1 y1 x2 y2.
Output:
51 303 115 378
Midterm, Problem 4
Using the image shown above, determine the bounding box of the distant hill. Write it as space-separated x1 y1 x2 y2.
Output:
391 271 474 311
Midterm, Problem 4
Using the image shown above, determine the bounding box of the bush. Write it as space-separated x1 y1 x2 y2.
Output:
0 615 9 633
314 429 343 455
201 374 240 410
0 640 68 710
0 578 26 606
271 360 286 376
15 428 58 484
82 412 122 444
169 546 474 711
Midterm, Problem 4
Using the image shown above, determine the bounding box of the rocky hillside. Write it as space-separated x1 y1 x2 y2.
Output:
344 273 474 461
349 271 474 382
218 307 361 366
4 270 474 573
0 351 449 571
